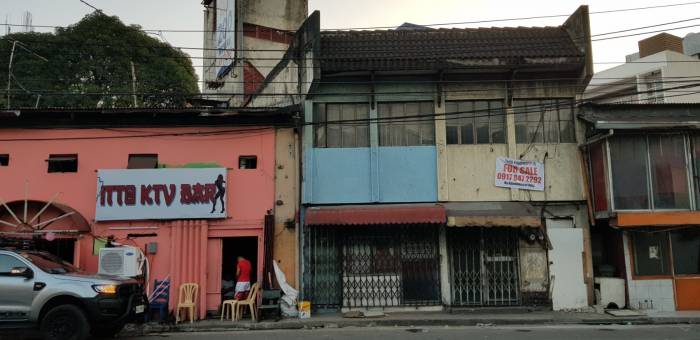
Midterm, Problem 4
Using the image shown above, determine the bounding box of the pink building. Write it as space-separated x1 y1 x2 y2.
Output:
0 110 288 318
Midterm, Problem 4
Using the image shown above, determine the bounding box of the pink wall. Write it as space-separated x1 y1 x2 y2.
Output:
0 127 276 318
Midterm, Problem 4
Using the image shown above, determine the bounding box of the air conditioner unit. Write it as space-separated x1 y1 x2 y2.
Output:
98 247 143 277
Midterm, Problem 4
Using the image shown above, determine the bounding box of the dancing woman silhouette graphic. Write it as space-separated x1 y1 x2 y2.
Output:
211 174 226 213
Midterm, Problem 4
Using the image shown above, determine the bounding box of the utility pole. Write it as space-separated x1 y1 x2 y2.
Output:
6 41 17 109
5 40 48 109
130 61 138 108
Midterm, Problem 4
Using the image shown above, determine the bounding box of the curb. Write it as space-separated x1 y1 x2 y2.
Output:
119 317 700 337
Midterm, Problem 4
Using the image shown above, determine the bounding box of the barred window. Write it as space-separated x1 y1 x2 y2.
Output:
514 99 575 144
445 100 505 145
378 102 435 147
314 103 370 148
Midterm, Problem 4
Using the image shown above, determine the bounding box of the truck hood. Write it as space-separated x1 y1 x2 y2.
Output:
52 272 138 284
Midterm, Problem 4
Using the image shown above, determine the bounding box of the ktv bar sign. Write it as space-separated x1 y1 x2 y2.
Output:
95 168 227 221
495 157 545 191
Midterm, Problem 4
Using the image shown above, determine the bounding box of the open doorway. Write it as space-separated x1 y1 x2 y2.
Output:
34 237 76 264
221 237 258 287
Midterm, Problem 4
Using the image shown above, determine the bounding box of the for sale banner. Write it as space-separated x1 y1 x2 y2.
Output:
495 157 545 191
95 168 227 221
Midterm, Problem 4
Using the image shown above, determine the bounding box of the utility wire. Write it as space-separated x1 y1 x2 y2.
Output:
1 1 699 33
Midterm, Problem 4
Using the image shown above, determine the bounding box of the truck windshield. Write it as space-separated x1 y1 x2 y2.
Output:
20 252 78 274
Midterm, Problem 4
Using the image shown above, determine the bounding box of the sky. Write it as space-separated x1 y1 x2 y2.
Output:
2 0 700 84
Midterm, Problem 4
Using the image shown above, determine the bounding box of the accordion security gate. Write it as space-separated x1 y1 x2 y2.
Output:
304 225 441 309
448 228 521 306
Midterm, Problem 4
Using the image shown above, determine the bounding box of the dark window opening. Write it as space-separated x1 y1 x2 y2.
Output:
239 156 257 169
47 154 78 173
0 154 8 166
128 154 158 169
632 232 671 276
671 229 700 275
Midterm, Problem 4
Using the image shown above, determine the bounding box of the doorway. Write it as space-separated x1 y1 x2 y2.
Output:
221 237 258 286
448 228 521 307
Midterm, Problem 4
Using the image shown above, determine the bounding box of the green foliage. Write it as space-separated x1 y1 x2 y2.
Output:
0 12 199 108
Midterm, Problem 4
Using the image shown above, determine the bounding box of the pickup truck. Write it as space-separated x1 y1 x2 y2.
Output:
0 249 146 340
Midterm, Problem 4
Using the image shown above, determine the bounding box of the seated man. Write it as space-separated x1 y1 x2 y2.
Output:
235 255 252 300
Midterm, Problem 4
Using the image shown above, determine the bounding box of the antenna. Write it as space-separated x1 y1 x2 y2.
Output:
5 40 48 109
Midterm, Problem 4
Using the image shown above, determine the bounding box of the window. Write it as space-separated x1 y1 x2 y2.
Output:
643 71 664 104
0 154 8 166
445 100 505 144
609 135 691 210
239 156 257 169
514 99 575 143
632 232 671 276
649 135 690 209
314 103 369 148
0 255 25 273
128 154 158 169
378 102 435 146
671 229 700 275
47 154 78 173
609 136 650 210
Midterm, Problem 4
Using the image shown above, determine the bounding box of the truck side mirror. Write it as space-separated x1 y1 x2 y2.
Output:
10 266 33 279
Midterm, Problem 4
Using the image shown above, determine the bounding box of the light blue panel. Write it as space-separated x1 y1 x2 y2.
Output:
377 146 438 202
309 148 372 204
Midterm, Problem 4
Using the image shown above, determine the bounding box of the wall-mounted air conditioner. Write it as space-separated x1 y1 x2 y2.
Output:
98 247 142 277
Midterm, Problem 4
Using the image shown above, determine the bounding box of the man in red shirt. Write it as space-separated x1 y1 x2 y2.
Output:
234 256 252 300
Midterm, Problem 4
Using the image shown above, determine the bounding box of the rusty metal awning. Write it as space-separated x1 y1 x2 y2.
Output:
304 204 446 226
445 202 541 228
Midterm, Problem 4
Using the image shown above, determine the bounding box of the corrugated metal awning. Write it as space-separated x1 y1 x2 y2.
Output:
445 202 541 228
305 204 446 226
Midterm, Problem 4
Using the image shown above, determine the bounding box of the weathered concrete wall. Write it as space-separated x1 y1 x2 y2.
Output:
515 144 585 202
444 144 510 201
242 0 308 31
274 128 299 287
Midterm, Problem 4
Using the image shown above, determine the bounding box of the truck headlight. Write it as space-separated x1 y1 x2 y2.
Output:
93 284 118 294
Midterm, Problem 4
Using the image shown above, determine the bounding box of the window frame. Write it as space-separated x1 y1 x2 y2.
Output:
445 99 506 145
607 134 695 212
47 154 78 173
127 154 158 169
629 231 673 279
0 154 8 166
513 98 576 144
377 101 435 147
313 102 370 148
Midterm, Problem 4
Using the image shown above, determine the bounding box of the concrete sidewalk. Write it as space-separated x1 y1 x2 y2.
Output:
119 310 700 337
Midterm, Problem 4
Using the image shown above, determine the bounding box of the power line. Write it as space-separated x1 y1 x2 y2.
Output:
1 1 699 33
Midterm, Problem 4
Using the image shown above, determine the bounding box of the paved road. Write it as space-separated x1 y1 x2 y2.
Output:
127 324 700 340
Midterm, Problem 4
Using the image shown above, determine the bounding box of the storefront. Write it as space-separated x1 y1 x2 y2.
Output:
302 204 444 310
0 124 280 319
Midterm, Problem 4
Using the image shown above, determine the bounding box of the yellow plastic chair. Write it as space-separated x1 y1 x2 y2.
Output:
220 299 238 321
175 283 199 324
235 283 259 322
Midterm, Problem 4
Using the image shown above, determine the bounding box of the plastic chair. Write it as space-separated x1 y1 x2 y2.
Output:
221 299 238 321
175 283 198 324
147 279 170 322
235 283 259 322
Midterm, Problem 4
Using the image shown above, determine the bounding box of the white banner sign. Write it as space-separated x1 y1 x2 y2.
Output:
95 168 227 221
495 157 545 191
215 0 236 78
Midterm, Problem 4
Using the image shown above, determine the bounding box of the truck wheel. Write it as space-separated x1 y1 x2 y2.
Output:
40 304 90 340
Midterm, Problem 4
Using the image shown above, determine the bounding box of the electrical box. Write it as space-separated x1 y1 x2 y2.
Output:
98 247 142 277
146 242 158 255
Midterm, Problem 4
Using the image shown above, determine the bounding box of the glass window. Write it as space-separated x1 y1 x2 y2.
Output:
514 99 575 144
0 254 26 273
609 136 650 210
632 232 671 276
314 103 370 148
671 229 700 275
649 135 690 209
378 102 435 147
445 100 505 145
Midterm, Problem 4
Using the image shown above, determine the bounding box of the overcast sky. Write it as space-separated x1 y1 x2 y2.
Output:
2 0 699 83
